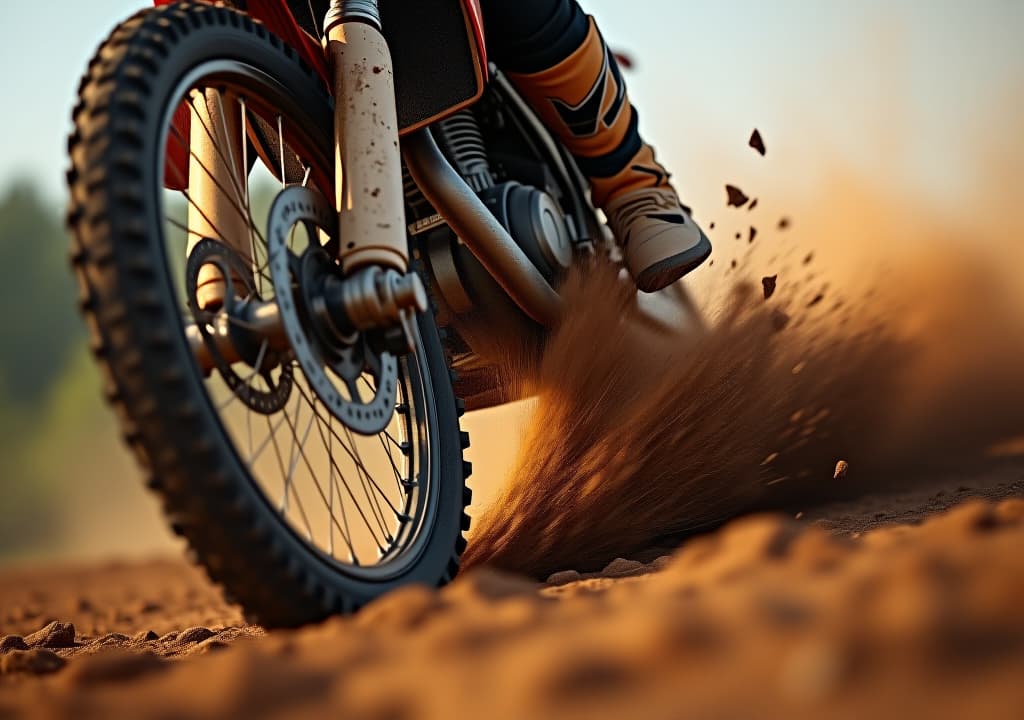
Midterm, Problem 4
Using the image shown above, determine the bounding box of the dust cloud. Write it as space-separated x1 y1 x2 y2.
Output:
463 163 1024 579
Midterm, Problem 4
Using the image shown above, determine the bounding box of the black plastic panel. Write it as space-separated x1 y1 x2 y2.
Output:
381 0 482 131
286 0 482 132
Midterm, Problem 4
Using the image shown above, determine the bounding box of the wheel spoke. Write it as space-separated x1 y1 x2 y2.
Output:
285 381 388 553
293 376 401 523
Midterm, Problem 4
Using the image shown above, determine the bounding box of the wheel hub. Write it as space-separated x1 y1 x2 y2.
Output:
185 186 427 435
186 238 294 414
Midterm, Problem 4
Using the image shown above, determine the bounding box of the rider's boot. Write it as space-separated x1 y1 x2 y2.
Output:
492 1 712 291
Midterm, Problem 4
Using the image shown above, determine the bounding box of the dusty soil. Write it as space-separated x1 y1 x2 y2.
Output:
2 468 1023 719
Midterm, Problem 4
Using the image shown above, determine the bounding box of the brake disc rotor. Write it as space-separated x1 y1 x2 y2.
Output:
266 186 399 435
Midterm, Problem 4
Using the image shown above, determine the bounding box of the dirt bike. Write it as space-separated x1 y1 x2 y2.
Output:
67 0 703 627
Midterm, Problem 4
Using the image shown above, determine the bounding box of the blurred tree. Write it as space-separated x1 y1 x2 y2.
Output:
0 181 82 407
0 180 83 559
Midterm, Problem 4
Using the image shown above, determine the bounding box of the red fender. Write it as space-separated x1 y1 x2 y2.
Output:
157 0 486 190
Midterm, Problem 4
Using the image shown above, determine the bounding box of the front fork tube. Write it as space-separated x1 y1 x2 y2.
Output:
186 7 408 298
187 89 253 309
324 4 408 275
185 2 419 348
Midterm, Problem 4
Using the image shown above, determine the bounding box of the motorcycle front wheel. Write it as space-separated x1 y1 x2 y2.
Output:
67 1 472 627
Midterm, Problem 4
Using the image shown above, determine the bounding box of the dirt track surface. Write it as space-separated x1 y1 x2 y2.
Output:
2 471 1024 719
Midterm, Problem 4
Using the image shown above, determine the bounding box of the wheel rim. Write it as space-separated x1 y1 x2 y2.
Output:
155 59 438 580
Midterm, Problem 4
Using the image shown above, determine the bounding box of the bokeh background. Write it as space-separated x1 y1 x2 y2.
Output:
0 0 1021 564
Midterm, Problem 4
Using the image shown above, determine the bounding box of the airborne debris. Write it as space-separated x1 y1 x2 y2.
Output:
779 217 792 230
803 252 814 265
834 460 850 480
749 227 758 244
807 293 825 308
770 308 791 332
762 275 778 300
749 198 759 211
770 309 790 333
726 185 750 208
749 128 766 156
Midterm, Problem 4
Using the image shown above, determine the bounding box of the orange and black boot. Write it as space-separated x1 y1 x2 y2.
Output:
482 0 711 292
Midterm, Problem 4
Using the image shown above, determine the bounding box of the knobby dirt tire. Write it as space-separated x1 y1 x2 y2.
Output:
66 1 472 628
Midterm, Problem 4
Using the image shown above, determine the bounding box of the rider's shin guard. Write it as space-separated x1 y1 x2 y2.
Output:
487 0 674 208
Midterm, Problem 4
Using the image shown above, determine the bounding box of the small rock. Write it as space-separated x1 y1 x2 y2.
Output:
0 635 29 654
25 621 76 649
651 555 674 571
97 633 130 646
1 649 66 676
762 275 778 300
546 570 582 586
834 460 849 480
176 627 215 645
601 558 647 578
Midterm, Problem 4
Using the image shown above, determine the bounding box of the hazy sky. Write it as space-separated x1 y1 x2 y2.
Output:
0 0 1021 210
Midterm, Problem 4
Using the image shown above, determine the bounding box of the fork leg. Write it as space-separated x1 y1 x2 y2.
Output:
187 88 253 309
324 1 408 274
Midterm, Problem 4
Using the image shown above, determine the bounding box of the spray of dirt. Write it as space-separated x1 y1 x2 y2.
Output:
462 170 1024 579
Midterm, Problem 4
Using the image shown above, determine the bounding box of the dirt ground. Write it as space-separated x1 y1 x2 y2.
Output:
1 465 1022 719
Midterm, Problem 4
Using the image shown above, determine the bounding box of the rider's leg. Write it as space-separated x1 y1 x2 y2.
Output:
480 0 711 291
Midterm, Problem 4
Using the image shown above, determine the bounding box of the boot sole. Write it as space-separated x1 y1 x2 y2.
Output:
634 231 713 293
